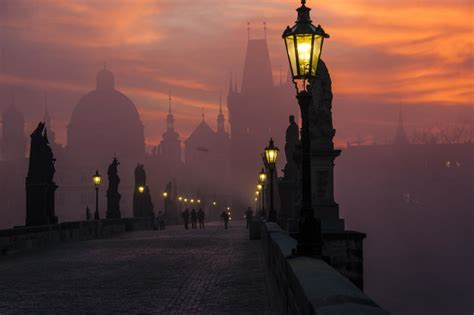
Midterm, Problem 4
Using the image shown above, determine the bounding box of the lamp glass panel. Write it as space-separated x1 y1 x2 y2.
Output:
285 35 298 77
295 34 313 77
265 148 278 164
310 35 324 76
93 176 101 186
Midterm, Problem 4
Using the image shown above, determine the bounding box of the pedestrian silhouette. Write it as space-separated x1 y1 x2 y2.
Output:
245 207 253 228
191 209 197 229
157 211 165 230
182 208 190 229
198 208 205 229
86 206 91 221
221 211 229 229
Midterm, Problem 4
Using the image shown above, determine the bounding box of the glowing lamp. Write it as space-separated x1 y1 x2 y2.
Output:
190 199 195 203
264 138 279 166
138 186 145 193
212 201 217 206
256 191 260 196
257 184 263 191
92 170 101 187
282 0 329 83
258 168 267 184
184 198 188 203
163 192 168 198
178 196 183 201
197 199 201 204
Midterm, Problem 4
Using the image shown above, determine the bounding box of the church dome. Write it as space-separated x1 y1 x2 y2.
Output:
96 68 115 90
67 68 145 163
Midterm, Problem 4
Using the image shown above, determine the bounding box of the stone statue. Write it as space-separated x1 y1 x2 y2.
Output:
133 164 154 218
26 122 58 226
106 157 121 219
310 59 336 151
283 115 299 180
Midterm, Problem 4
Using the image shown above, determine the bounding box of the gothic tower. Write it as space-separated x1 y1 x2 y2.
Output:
227 36 296 214
157 95 182 163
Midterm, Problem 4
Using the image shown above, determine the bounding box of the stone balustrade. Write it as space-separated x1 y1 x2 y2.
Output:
0 218 155 256
261 222 389 314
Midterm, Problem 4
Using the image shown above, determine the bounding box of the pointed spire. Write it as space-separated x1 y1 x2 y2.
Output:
247 21 251 40
168 91 172 114
228 71 234 94
166 92 175 131
217 92 225 134
263 21 267 40
219 92 223 114
202 107 205 122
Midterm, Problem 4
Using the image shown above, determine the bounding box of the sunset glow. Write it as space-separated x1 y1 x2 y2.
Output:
0 0 471 146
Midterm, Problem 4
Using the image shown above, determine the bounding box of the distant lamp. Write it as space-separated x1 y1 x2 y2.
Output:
92 170 102 187
283 0 329 87
190 199 195 203
184 198 188 203
163 192 168 198
197 199 201 204
178 196 183 201
257 184 263 191
138 186 145 193
258 168 267 184
212 201 217 206
264 138 279 166
255 191 260 196
227 207 230 211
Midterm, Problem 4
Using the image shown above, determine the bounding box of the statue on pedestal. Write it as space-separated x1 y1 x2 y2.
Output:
283 115 300 180
133 164 154 218
106 157 121 219
26 122 58 226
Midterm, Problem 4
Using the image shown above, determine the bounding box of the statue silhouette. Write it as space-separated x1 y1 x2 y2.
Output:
25 122 58 226
310 59 336 151
133 164 154 218
106 157 121 219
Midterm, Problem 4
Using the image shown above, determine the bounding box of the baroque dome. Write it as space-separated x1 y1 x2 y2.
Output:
67 68 145 163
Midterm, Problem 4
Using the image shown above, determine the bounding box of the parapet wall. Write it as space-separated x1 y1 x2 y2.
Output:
261 222 389 314
0 218 155 256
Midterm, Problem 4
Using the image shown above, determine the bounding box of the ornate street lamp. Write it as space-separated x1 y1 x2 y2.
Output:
258 168 267 217
92 170 101 220
137 186 145 193
283 0 329 256
264 138 279 222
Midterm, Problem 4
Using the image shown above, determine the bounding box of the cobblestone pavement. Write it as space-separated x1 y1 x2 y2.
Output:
0 222 274 314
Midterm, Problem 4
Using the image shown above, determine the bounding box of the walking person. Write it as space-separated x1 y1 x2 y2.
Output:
182 208 190 229
221 211 229 229
191 208 197 229
245 207 253 229
198 208 205 229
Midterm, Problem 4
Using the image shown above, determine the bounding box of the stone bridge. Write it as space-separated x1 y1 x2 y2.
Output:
0 220 388 314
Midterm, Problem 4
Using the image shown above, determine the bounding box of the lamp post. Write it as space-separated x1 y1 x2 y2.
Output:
258 168 267 217
162 191 168 214
282 0 329 256
92 170 101 220
264 138 279 222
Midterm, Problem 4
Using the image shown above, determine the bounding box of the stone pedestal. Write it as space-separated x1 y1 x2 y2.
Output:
26 182 58 226
311 149 345 232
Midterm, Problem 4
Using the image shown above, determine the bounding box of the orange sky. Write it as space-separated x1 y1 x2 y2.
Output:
0 0 472 146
